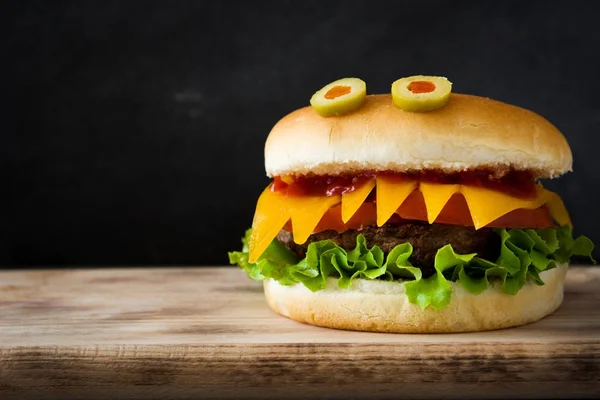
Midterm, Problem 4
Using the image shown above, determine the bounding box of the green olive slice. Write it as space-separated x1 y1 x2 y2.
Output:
391 75 452 112
310 77 367 117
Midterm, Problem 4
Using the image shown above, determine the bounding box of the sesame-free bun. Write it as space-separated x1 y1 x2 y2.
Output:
263 263 567 333
264 94 572 179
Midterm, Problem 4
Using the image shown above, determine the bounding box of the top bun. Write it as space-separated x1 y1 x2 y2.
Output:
264 94 572 179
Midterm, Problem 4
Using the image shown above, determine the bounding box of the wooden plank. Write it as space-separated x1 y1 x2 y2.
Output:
0 266 599 399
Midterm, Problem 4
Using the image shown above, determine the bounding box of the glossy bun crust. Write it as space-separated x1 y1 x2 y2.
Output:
265 94 572 179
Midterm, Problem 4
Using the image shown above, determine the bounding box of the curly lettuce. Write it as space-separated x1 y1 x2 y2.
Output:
228 227 594 310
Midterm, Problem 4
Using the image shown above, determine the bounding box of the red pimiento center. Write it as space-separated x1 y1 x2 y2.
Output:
407 81 436 94
325 85 352 99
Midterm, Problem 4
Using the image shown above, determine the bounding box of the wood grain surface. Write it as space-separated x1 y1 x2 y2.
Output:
0 266 599 400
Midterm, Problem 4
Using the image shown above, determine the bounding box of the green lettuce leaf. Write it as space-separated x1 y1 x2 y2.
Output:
229 226 595 310
404 245 475 310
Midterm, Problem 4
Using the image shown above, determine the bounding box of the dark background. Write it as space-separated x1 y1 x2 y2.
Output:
3 0 600 267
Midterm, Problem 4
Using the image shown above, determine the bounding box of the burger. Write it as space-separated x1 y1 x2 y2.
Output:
229 75 594 333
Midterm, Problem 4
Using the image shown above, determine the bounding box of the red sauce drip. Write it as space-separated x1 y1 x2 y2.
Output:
271 170 537 199
270 177 289 192
271 173 376 197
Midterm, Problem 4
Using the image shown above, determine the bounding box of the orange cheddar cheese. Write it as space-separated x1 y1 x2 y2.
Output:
341 178 376 223
247 180 572 262
376 176 418 227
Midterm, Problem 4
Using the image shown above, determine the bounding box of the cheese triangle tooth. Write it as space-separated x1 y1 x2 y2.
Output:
420 183 460 224
341 178 376 223
376 176 417 226
248 188 292 263
460 185 547 229
291 195 341 244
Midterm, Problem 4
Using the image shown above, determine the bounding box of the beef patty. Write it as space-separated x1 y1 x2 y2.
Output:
277 223 500 277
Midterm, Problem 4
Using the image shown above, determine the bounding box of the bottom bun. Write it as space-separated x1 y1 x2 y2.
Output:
263 264 568 333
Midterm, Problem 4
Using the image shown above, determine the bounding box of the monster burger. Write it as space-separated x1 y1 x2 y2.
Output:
229 75 594 333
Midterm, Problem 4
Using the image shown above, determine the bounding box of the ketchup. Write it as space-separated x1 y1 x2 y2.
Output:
272 173 376 197
271 169 537 199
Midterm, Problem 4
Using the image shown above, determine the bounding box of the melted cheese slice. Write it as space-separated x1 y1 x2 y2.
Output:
545 191 572 228
420 183 460 224
290 195 342 244
376 176 417 226
460 184 548 229
248 180 572 262
341 178 376 223
248 188 293 263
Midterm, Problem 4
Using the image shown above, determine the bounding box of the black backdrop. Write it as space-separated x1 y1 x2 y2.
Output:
4 0 600 267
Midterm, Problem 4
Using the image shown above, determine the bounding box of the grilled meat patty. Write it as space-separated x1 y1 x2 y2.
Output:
277 223 500 277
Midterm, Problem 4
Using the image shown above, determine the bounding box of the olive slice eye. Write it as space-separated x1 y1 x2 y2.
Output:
310 77 367 117
391 75 453 112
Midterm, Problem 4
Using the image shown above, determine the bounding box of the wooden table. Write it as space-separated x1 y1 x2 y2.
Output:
1 266 599 399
